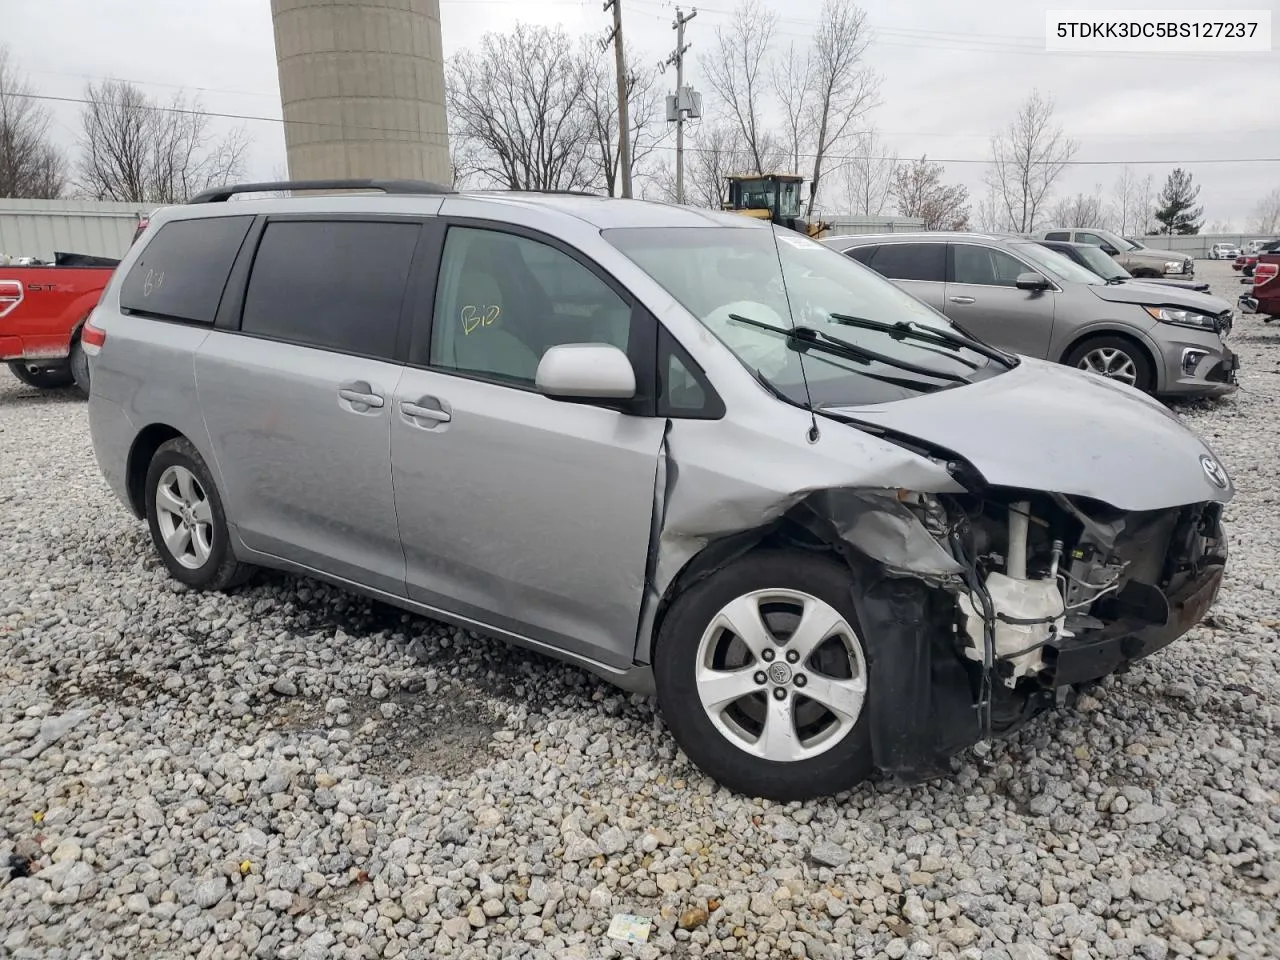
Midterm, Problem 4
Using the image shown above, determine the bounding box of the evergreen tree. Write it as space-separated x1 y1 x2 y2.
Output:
1153 168 1204 235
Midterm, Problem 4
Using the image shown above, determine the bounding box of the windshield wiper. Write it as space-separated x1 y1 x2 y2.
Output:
827 312 1015 368
727 313 969 384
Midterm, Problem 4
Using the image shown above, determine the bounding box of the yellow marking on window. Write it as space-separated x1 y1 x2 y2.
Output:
461 304 500 335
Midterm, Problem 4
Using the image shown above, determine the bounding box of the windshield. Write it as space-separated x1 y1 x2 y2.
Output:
1010 241 1106 285
604 225 996 407
1122 235 1144 250
1070 243 1129 280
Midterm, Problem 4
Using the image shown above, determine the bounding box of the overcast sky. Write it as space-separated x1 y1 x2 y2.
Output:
6 0 1280 227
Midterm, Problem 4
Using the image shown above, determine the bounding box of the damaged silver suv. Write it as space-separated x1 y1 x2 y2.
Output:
85 180 1232 801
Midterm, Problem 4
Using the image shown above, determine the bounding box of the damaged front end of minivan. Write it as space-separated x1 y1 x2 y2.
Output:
640 409 1231 785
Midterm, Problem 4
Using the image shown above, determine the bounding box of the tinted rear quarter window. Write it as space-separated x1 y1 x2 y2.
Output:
239 219 421 360
120 216 253 324
866 243 946 282
1044 231 1071 241
843 245 878 265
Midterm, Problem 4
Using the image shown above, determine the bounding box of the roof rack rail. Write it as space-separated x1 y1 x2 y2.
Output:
188 178 456 204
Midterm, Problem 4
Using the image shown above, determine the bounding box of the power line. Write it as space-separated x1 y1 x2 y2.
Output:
7 89 1276 169
2 90 449 144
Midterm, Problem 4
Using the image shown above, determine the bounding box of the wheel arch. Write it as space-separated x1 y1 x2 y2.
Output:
641 514 837 666
641 492 983 786
125 423 186 518
1058 326 1162 392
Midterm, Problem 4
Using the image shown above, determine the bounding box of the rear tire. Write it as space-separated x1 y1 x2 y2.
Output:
69 337 90 396
7 360 74 390
654 550 874 801
1064 335 1155 394
145 437 254 591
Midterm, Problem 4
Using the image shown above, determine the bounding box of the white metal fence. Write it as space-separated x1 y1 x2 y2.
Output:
824 216 927 235
0 199 152 262
1136 233 1280 259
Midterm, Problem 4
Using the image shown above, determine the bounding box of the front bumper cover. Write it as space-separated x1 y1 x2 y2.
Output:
1043 558 1225 687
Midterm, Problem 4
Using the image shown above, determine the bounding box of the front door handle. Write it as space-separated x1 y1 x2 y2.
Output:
338 382 384 408
402 400 451 423
949 296 976 305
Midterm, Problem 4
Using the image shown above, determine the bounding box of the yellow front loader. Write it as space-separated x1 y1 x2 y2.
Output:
722 173 831 239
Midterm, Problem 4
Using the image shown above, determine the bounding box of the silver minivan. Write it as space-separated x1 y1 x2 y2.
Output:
85 181 1232 800
823 232 1237 397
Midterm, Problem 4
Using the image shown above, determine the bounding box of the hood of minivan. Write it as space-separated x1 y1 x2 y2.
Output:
824 357 1233 511
1087 280 1230 315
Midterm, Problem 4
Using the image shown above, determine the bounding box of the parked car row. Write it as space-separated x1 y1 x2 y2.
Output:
824 232 1236 397
79 179 1234 800
1233 239 1280 278
1032 227 1194 279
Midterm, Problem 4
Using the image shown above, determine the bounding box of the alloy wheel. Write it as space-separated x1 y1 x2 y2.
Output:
154 465 214 569
694 588 867 763
1079 347 1138 386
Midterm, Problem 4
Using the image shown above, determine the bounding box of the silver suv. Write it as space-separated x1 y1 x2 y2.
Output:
822 232 1237 397
85 180 1232 800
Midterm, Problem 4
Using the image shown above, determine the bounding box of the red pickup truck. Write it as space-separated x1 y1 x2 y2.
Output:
1 218 147 394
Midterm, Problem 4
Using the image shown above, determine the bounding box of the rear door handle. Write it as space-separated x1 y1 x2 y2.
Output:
338 381 384 408
949 296 976 305
402 399 451 423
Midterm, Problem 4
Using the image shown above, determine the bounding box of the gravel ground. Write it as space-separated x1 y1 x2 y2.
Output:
1 260 1277 960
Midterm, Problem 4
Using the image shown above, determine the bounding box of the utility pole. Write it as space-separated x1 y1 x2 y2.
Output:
604 0 632 198
665 7 697 204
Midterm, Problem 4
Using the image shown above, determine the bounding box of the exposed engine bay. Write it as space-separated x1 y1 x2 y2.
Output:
896 486 1228 744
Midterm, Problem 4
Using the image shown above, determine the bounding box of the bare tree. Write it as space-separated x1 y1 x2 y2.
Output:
681 123 748 209
1132 172 1156 236
974 181 1007 232
805 0 879 213
78 80 247 203
581 42 667 197
986 90 1078 231
1111 166 1138 235
446 24 595 191
1049 185 1107 228
0 47 65 198
892 156 969 230
768 41 808 179
701 0 779 175
771 42 813 177
1249 187 1280 235
835 128 896 216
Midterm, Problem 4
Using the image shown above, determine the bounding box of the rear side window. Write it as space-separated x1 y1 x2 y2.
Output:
120 216 252 324
240 219 421 360
843 245 878 265
865 243 946 282
1045 231 1071 241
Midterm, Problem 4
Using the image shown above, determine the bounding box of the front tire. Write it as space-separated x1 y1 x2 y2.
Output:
1064 335 1155 394
145 437 254 590
7 360 74 390
654 550 873 801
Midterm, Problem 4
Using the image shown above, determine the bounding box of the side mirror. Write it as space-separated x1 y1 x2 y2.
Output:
1015 272 1051 291
1101 244 1119 256
535 343 636 401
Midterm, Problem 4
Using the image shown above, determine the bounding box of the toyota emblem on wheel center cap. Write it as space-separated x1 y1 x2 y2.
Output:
767 661 792 685
1199 454 1228 490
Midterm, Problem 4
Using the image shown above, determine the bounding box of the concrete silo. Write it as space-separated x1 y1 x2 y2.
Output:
270 0 451 184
